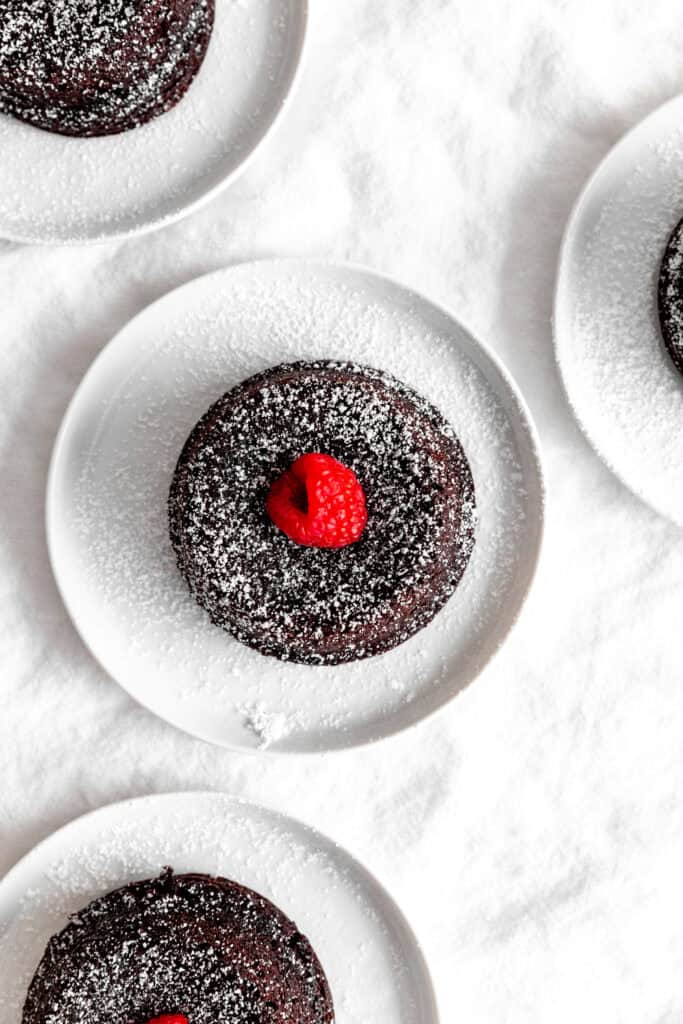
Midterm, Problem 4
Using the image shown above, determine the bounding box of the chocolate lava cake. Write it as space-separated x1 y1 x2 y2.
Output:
23 870 334 1024
658 215 683 376
169 360 477 666
0 0 214 137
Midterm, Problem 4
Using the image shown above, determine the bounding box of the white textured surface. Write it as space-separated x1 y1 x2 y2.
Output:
2 1 683 1021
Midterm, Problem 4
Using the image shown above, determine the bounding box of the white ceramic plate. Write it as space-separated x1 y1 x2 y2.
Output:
0 792 439 1024
47 260 545 753
555 95 683 526
0 0 307 244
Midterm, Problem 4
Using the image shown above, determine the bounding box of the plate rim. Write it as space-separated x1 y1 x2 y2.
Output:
46 257 546 754
0 0 309 247
553 93 683 527
0 789 441 1024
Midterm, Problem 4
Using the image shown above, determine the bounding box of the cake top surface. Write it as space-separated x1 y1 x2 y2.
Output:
169 360 477 664
0 0 214 135
1 1 188 76
658 215 683 374
23 870 334 1024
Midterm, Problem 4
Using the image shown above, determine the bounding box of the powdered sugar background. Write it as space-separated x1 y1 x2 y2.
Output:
0 793 438 1024
0 0 306 242
4 2 683 1022
48 261 542 751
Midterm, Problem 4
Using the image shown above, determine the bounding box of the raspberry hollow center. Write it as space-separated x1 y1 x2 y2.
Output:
142 1016 189 1024
266 453 368 549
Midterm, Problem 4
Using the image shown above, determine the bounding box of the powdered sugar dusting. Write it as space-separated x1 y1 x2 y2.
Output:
50 262 542 751
556 100 683 525
0 0 304 241
0 794 434 1023
237 701 300 748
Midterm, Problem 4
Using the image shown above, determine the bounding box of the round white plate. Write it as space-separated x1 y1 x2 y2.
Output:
47 259 545 753
555 95 683 526
0 792 439 1024
0 0 307 244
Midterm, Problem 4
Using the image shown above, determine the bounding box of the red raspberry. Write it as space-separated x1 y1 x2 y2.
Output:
267 453 368 549
143 1017 188 1024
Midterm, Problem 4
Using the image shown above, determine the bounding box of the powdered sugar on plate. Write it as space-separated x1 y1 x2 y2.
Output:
0 792 438 1024
47 260 544 752
555 95 683 526
0 0 306 243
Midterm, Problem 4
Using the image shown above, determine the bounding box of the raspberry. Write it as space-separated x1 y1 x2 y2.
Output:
267 453 368 549
143 1017 188 1024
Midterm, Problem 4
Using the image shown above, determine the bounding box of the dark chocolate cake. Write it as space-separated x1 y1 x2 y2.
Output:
169 360 477 666
658 215 683 376
23 870 334 1024
0 0 215 137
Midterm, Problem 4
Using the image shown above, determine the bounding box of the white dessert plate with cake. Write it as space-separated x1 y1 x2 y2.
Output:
47 259 545 752
555 95 683 526
0 0 307 244
0 792 439 1024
